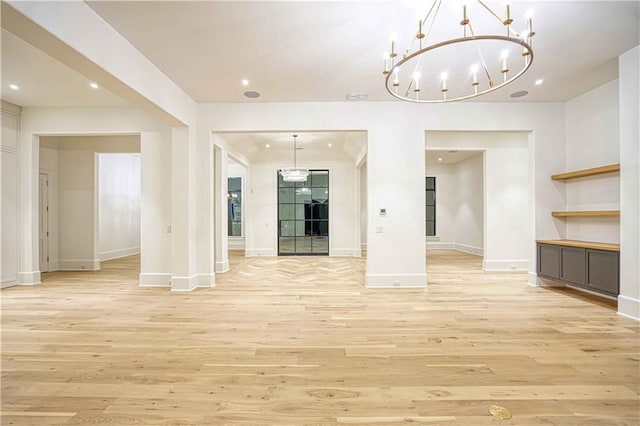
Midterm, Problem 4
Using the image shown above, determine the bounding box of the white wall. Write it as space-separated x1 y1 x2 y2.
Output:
246 154 360 257
618 46 640 320
426 132 529 271
564 80 620 244
454 154 484 255
1 102 21 288
98 153 141 260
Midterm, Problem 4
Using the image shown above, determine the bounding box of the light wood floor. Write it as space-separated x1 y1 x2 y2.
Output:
2 251 638 425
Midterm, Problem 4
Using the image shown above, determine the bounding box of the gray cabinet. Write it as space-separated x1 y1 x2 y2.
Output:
537 244 561 279
536 242 619 297
587 250 619 295
560 247 586 285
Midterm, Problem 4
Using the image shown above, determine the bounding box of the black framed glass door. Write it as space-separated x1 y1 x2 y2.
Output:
278 170 329 255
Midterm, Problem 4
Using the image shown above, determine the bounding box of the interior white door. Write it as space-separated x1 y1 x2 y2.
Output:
39 172 49 272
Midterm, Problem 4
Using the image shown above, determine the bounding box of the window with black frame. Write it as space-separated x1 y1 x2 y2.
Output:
278 170 329 255
227 177 242 236
426 176 436 236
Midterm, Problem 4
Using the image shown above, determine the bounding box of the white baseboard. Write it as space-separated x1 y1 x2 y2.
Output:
170 275 197 292
528 271 538 286
228 237 245 250
482 259 528 272
215 260 229 273
456 244 484 256
1 278 18 289
245 248 277 257
331 248 362 257
139 273 171 288
100 246 140 261
618 295 640 321
426 242 455 250
196 273 215 288
366 273 427 288
534 275 564 288
58 259 100 271
18 270 41 285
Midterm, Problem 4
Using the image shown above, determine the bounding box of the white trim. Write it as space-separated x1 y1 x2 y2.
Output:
228 236 245 250
331 248 362 257
170 275 198 292
528 271 539 286
617 295 640 321
1 279 18 289
482 259 528 271
58 259 100 271
215 260 229 273
534 275 565 288
427 242 455 250
196 273 215 288
565 284 617 301
17 271 41 285
246 248 277 257
456 244 484 256
100 246 140 261
139 273 171 287
360 242 367 251
366 273 427 288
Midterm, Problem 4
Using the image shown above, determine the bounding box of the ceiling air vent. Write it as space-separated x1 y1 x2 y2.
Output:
346 92 368 101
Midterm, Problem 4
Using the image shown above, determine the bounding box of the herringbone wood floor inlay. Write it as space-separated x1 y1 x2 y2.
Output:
1 251 638 425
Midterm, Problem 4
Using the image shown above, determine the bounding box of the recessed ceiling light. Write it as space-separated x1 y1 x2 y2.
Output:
535 78 544 86
244 91 260 98
265 143 270 148
90 82 99 89
241 79 249 86
510 90 529 98
328 143 332 147
8 84 19 90
438 157 443 162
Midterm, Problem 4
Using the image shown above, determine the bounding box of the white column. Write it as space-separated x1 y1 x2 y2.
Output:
17 129 41 285
139 131 173 287
170 127 197 291
366 121 426 288
214 145 229 273
618 46 640 320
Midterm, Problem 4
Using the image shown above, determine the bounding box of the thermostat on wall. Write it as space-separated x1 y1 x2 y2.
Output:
379 208 387 216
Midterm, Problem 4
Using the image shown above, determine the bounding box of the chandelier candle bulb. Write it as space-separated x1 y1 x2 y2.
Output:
413 72 420 91
393 68 400 86
383 53 390 74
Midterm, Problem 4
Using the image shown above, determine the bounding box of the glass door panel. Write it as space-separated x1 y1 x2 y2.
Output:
278 170 329 255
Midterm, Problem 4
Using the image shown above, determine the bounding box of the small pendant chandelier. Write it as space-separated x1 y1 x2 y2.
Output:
279 134 309 182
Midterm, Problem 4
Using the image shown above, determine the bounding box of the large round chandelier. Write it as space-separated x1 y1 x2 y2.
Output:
382 0 535 103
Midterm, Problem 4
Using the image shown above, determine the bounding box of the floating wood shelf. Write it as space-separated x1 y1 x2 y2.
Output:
551 164 620 181
536 239 620 252
552 210 620 217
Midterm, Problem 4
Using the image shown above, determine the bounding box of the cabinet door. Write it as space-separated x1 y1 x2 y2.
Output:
587 250 619 295
561 247 586 285
538 244 561 279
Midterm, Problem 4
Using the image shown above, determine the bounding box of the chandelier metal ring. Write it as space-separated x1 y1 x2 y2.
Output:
385 35 534 103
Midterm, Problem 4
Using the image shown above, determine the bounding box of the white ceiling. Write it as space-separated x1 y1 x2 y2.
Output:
0 29 126 107
217 131 367 163
426 149 482 165
1 1 638 108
